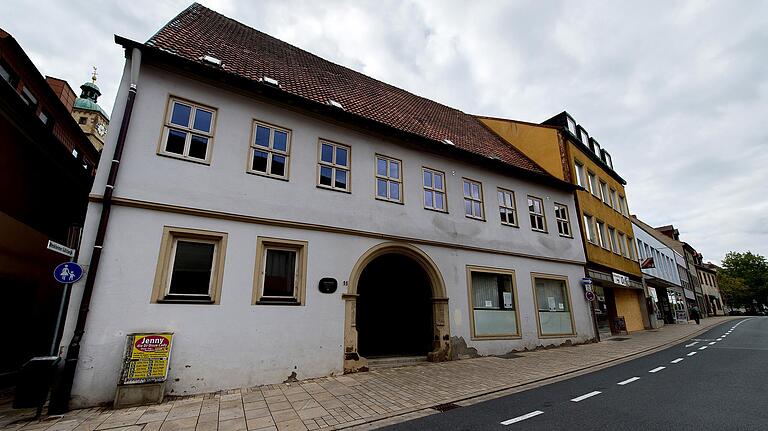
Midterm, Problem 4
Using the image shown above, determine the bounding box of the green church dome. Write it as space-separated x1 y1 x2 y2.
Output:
74 73 108 119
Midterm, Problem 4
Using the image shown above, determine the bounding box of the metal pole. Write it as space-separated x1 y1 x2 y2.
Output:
50 283 70 356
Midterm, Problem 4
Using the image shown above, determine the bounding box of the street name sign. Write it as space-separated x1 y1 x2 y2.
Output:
47 240 75 257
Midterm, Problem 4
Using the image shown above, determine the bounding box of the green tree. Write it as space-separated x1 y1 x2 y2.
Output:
717 273 750 308
720 251 768 307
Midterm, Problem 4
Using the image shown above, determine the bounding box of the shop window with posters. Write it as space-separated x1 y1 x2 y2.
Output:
533 275 575 336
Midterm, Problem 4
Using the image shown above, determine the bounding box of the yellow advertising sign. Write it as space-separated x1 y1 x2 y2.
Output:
120 333 174 385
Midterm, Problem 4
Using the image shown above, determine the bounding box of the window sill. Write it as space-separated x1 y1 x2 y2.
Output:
157 151 211 166
531 228 548 234
465 215 486 222
471 334 522 341
558 233 573 238
316 184 351 194
423 206 449 214
246 170 289 182
255 298 302 306
156 297 215 305
500 222 520 228
375 196 404 205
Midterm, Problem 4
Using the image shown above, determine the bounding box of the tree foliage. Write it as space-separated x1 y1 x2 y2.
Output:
720 251 768 307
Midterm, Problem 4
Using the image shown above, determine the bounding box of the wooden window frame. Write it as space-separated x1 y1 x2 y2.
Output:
375 154 404 204
531 273 576 338
151 226 228 304
247 119 292 180
527 196 548 233
466 265 521 340
252 237 308 306
158 96 218 165
554 203 572 238
422 167 447 212
497 187 518 227
462 178 485 221
316 139 351 193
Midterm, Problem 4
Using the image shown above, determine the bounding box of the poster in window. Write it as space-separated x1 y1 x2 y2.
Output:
502 292 513 309
547 296 556 311
119 333 174 385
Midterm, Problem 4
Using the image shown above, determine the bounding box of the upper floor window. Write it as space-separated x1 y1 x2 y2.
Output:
528 196 547 232
574 161 587 188
248 121 291 179
588 171 599 197
423 167 446 212
618 232 628 257
38 109 51 126
584 214 597 243
375 155 403 203
608 226 619 254
78 116 88 125
599 180 609 204
618 195 628 217
160 97 216 163
603 151 613 169
497 188 517 227
20 86 38 109
579 128 589 146
609 188 618 209
596 220 608 249
554 203 571 237
0 57 19 88
566 116 577 135
318 140 350 192
627 236 637 261
463 178 484 220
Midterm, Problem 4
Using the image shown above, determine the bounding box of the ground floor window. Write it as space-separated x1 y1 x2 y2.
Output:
467 266 519 338
533 275 574 336
152 227 228 304
253 237 308 305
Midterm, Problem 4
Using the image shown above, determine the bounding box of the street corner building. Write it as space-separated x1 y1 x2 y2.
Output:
59 3 596 407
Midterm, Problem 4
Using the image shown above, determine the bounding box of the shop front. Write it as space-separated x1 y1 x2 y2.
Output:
588 269 646 338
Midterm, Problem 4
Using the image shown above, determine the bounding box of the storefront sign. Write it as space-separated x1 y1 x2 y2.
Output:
119 333 174 385
612 273 629 287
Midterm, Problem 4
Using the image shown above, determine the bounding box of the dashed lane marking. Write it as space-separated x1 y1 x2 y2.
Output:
671 358 684 364
501 410 544 425
570 391 602 402
649 366 666 373
708 342 716 345
685 342 699 347
617 377 640 385
699 346 708 350
717 338 723 341
687 352 698 356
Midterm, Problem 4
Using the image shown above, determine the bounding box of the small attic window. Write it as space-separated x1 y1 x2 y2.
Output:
201 55 222 66
261 76 279 87
327 99 344 109
442 139 455 146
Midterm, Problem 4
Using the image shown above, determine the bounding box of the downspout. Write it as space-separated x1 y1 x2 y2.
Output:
49 47 142 414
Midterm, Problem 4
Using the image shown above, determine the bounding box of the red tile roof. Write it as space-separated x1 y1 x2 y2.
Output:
145 3 548 176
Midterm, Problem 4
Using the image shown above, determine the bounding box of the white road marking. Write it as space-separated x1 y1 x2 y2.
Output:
649 366 666 373
717 338 723 341
685 342 699 347
570 391 602 402
687 352 698 356
708 342 716 345
617 377 640 385
501 410 544 425
699 346 708 350
671 358 684 364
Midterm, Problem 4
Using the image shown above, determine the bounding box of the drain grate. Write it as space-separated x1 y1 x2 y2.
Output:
608 337 631 341
432 402 461 412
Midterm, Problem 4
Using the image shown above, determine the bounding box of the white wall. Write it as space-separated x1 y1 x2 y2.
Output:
632 222 681 286
61 60 592 407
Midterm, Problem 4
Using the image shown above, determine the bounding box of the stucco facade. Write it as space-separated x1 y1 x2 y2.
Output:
60 59 593 406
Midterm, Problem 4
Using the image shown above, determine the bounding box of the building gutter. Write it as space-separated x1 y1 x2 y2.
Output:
48 47 142 414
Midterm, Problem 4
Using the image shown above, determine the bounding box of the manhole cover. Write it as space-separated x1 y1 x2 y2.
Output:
608 337 631 341
432 402 461 412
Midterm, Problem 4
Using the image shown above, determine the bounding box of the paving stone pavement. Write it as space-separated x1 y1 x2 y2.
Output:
0 317 736 431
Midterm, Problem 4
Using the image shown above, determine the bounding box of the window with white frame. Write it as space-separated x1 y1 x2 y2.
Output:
599 180 609 204
463 178 484 220
528 196 547 232
596 220 608 249
618 232 628 257
566 116 577 135
468 266 518 337
609 188 618 210
554 203 571 237
497 188 517 226
627 236 637 260
574 161 587 188
249 121 290 179
423 167 446 212
608 226 619 254
152 227 227 304
637 239 645 259
160 98 216 162
254 237 308 305
584 214 597 243
375 155 403 202
579 128 589 146
618 195 628 216
588 171 599 197
318 140 350 191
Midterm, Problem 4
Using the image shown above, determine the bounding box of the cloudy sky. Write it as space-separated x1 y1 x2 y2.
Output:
2 0 766 263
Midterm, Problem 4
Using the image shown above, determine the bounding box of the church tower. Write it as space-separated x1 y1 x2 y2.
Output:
72 67 109 151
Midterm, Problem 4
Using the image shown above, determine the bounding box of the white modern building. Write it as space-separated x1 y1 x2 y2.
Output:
60 4 594 407
631 216 687 326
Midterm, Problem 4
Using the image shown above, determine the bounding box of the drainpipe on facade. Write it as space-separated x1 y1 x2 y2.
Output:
48 48 142 414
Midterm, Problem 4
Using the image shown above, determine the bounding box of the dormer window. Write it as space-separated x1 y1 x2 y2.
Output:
577 126 589 147
603 150 613 169
591 139 601 156
566 115 577 135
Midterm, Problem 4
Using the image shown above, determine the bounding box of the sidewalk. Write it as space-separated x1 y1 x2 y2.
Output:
1 317 736 431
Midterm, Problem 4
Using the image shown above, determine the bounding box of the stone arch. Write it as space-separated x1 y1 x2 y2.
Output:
343 242 451 372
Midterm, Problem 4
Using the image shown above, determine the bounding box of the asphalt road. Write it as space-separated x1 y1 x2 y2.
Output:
381 317 768 431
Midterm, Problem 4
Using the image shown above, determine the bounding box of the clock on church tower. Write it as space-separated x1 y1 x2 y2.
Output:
72 67 110 152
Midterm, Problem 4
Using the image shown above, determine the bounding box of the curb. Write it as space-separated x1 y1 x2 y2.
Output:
340 317 740 430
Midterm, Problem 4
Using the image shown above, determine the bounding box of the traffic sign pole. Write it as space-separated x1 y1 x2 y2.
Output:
50 284 71 356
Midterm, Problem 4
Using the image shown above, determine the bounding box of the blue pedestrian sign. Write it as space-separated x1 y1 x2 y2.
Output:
53 262 83 284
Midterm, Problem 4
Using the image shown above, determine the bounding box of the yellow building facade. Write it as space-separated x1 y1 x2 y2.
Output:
479 113 646 336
